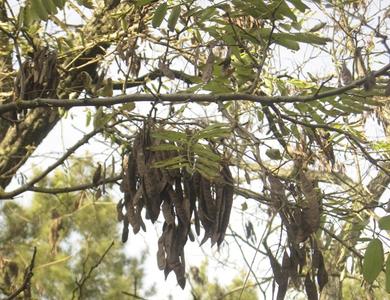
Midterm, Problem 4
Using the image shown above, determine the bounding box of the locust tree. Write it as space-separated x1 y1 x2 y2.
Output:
0 0 389 299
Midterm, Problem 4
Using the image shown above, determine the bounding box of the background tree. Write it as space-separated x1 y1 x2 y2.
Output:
188 260 258 300
0 0 389 299
0 160 155 299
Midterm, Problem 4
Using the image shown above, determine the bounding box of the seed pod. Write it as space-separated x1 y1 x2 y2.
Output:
364 72 376 91
92 163 102 185
340 62 352 85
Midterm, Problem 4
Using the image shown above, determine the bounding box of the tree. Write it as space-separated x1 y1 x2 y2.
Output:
0 0 389 299
188 260 258 300
0 159 155 299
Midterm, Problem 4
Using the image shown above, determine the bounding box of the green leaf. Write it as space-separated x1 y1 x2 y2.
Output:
196 156 220 170
168 5 181 32
280 32 331 45
52 0 66 9
119 102 135 112
192 144 221 162
307 107 324 124
136 0 155 6
194 123 231 140
149 144 182 152
202 80 234 93
93 108 111 129
340 97 370 112
85 110 91 127
362 239 384 284
76 0 94 9
196 162 219 180
273 0 297 21
274 36 300 50
286 0 309 12
308 22 327 32
257 109 264 122
152 155 187 169
152 3 168 28
326 99 362 114
379 216 390 230
266 148 282 160
386 255 390 293
32 0 49 21
46 0 58 15
152 130 187 142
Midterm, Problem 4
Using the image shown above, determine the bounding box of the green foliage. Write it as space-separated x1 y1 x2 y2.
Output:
379 216 390 230
0 161 154 299
152 2 168 28
151 123 231 179
362 239 384 284
168 5 181 32
189 261 258 300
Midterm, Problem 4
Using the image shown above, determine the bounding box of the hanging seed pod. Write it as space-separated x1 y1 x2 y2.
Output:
340 61 352 85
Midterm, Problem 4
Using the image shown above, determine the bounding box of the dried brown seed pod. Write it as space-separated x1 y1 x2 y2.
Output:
92 163 102 185
340 62 352 85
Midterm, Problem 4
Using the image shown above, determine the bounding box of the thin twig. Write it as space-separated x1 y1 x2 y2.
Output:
6 247 37 300
73 241 115 300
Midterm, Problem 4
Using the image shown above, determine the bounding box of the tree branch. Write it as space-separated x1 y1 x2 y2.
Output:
0 126 106 200
0 62 389 114
6 247 37 300
27 175 122 194
72 241 115 300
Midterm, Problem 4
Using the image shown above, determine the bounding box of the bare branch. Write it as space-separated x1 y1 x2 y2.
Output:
27 175 122 194
6 247 37 300
72 241 115 300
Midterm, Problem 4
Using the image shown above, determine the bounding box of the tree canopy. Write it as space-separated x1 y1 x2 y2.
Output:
0 0 389 299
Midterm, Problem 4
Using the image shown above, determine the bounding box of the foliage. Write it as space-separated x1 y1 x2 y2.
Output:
188 260 258 300
0 161 155 299
0 0 389 299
